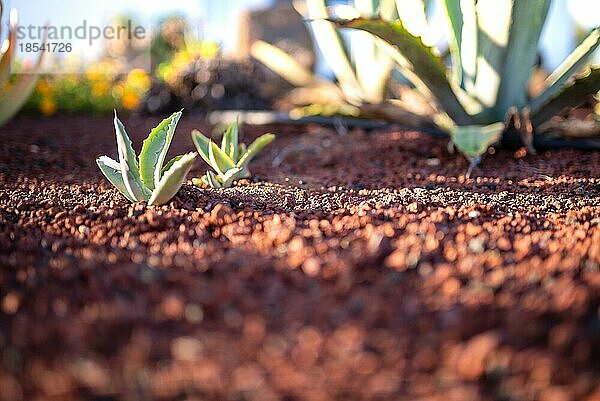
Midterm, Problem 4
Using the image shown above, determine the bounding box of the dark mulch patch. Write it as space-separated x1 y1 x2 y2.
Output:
1 113 599 401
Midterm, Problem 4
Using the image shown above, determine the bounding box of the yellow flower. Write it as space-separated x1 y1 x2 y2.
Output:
91 81 110 98
126 68 151 92
40 97 57 116
37 80 53 96
86 61 117 81
86 71 102 82
121 90 140 110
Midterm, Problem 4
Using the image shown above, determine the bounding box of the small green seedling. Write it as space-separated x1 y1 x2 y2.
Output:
191 121 275 189
97 111 196 205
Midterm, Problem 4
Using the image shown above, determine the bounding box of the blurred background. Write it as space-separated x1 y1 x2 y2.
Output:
3 0 599 117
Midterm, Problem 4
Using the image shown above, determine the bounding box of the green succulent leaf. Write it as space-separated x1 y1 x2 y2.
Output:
441 0 463 85
138 110 182 190
349 0 395 104
251 40 319 88
237 133 275 168
191 129 211 165
450 122 504 159
204 170 222 189
0 71 42 127
0 7 44 127
208 141 235 176
220 167 243 186
304 0 364 104
238 165 251 179
441 0 477 90
0 7 17 85
450 122 505 159
221 121 239 161
334 18 473 125
494 0 551 115
96 156 136 202
161 155 184 175
113 113 150 201
193 121 275 188
195 166 243 189
530 27 600 114
531 66 600 126
148 152 196 206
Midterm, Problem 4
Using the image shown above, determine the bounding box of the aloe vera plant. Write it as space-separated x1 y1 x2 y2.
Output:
0 1 44 127
191 122 275 189
97 111 196 205
331 0 600 176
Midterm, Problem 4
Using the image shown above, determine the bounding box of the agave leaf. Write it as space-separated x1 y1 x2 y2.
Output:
0 11 45 127
0 70 42 127
531 67 600 126
237 133 276 168
0 8 17 84
451 122 504 159
191 129 211 165
303 0 364 104
441 0 477 90
494 0 551 115
355 33 394 104
441 0 463 85
208 141 235 176
470 0 512 108
379 0 398 21
334 18 473 125
250 40 317 87
191 177 204 187
460 0 477 92
221 121 239 161
138 110 182 191
220 167 243 187
239 142 247 157
96 156 136 202
161 155 184 175
148 152 196 206
530 28 600 114
395 0 429 39
351 0 395 104
113 113 150 201
204 170 222 189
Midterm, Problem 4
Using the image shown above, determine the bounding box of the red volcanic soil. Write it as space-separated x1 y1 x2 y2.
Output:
1 114 599 401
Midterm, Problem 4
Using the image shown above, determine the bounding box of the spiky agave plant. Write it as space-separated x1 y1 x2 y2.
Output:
252 0 397 107
332 0 600 176
0 1 44 127
97 111 196 205
191 121 275 189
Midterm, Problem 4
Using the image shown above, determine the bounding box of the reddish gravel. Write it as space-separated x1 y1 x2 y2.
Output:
1 114 599 401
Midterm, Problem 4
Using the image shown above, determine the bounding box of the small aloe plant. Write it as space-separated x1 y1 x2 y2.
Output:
191 121 275 189
97 111 196 205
